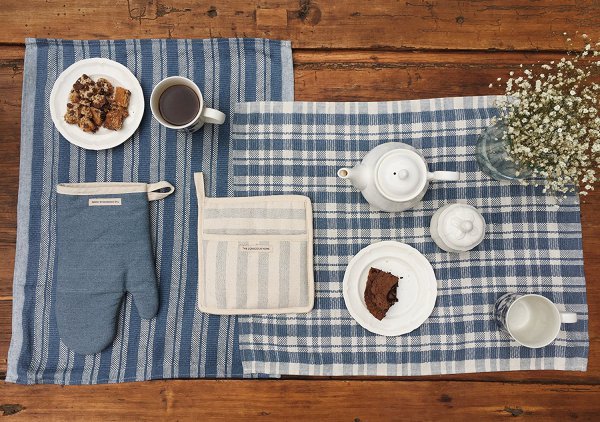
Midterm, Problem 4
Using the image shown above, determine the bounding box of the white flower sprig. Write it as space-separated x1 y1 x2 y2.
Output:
491 33 600 196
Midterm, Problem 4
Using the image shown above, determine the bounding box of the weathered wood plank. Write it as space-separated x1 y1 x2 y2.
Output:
0 301 11 372
0 51 22 314
0 379 599 420
0 1 598 50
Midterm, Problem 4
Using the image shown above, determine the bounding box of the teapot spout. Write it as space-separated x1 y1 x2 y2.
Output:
338 165 368 191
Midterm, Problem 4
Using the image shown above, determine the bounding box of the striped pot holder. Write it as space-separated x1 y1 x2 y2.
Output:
194 173 314 314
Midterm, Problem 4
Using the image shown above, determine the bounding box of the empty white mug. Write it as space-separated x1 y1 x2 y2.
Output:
150 76 225 133
494 293 578 348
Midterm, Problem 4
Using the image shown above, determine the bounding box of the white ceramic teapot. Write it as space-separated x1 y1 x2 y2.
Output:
337 142 462 212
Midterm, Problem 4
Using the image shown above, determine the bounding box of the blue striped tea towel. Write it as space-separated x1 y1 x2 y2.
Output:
7 38 293 384
231 98 589 376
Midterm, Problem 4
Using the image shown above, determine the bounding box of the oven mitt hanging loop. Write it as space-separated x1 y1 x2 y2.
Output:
55 181 174 355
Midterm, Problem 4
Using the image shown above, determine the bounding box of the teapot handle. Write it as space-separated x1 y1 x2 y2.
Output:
428 171 461 182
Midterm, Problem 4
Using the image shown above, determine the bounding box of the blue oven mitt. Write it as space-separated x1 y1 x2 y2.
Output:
55 181 174 354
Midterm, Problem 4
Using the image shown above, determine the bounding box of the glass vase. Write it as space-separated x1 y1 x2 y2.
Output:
475 122 530 181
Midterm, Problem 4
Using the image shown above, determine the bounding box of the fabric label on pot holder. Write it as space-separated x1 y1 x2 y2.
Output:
240 243 274 253
89 198 122 206
194 172 314 315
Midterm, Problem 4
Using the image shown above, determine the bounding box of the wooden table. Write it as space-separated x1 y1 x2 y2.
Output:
1 1 599 420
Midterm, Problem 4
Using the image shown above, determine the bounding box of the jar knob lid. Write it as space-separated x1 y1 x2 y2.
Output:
431 203 486 252
459 220 474 233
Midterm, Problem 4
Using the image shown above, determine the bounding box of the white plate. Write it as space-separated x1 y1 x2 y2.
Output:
342 241 437 336
49 58 144 150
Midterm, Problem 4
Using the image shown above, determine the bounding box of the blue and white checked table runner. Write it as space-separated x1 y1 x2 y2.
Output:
7 38 293 384
231 98 589 376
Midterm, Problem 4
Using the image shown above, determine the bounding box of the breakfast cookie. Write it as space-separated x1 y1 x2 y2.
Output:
111 86 131 108
63 74 131 133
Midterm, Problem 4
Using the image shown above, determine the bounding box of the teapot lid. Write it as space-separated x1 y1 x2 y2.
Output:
434 204 486 252
375 149 427 202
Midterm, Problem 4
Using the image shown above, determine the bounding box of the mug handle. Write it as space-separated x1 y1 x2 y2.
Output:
428 171 461 182
560 312 578 324
201 107 226 125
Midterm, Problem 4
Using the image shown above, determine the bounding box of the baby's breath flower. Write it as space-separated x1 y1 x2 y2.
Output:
490 33 600 196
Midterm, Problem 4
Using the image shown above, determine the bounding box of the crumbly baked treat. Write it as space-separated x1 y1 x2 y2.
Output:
78 105 93 120
116 104 129 118
68 89 80 104
111 86 131 108
90 93 107 109
78 117 97 133
103 107 128 131
364 267 400 320
64 103 80 124
63 74 131 133
90 107 105 126
73 74 94 91
74 74 97 101
96 78 114 96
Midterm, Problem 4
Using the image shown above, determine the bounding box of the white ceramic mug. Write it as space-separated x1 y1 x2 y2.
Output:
494 293 578 348
150 76 225 133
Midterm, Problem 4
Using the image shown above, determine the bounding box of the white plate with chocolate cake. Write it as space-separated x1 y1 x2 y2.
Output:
342 241 437 336
49 58 144 150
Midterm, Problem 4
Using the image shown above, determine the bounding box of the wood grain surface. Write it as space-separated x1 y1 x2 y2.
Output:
0 0 599 50
1 380 600 420
1 1 599 420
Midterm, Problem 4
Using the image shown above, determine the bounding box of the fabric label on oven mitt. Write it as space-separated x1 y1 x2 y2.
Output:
55 181 174 355
194 172 314 315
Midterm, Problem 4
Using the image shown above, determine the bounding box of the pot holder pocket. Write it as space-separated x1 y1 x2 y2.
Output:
194 173 314 314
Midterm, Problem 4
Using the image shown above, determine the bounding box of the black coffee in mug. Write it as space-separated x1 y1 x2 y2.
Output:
158 85 200 126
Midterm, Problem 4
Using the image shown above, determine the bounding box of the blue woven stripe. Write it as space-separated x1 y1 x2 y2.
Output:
232 99 589 376
7 38 294 384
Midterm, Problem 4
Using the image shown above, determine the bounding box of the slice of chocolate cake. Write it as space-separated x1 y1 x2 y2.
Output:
364 267 400 320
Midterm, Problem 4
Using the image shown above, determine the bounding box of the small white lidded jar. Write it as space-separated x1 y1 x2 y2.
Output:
430 203 486 253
